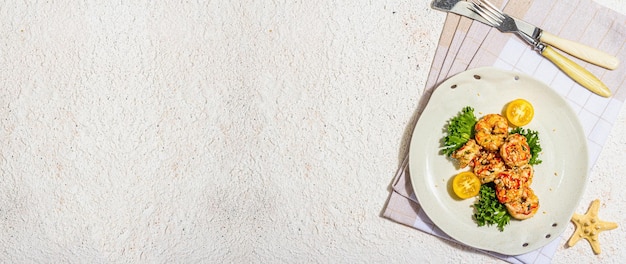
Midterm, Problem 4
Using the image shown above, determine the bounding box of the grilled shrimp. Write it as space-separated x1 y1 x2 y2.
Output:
505 187 539 220
500 134 531 167
494 169 525 204
452 139 482 168
493 166 533 202
472 150 506 184
514 164 534 186
474 114 508 151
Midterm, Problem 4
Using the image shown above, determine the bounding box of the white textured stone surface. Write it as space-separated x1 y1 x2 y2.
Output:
0 1 623 263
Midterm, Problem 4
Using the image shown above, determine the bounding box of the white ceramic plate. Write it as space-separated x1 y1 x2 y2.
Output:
409 67 588 255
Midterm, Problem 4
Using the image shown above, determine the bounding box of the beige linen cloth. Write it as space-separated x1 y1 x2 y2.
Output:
382 0 626 263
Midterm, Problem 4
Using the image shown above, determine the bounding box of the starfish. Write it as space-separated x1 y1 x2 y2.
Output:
567 199 618 254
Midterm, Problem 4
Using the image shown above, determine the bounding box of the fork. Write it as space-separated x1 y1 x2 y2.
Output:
469 0 619 71
469 0 537 45
469 0 612 97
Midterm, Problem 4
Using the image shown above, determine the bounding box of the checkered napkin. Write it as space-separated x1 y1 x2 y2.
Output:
382 0 626 263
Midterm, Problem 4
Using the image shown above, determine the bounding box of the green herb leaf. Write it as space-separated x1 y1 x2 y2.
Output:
510 127 543 165
442 106 477 156
473 184 510 232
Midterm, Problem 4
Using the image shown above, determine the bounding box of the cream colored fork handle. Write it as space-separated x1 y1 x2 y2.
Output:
541 46 611 97
540 31 620 70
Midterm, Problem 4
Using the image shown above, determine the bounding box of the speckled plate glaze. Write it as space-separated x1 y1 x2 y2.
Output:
408 67 588 255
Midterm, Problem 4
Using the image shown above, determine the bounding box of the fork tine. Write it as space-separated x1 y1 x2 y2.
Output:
468 0 502 26
477 0 506 20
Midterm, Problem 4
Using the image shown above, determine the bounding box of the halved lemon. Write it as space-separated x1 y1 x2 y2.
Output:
452 171 481 199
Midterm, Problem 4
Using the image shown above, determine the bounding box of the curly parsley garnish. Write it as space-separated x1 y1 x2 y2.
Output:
473 184 510 232
510 127 542 165
442 106 477 156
